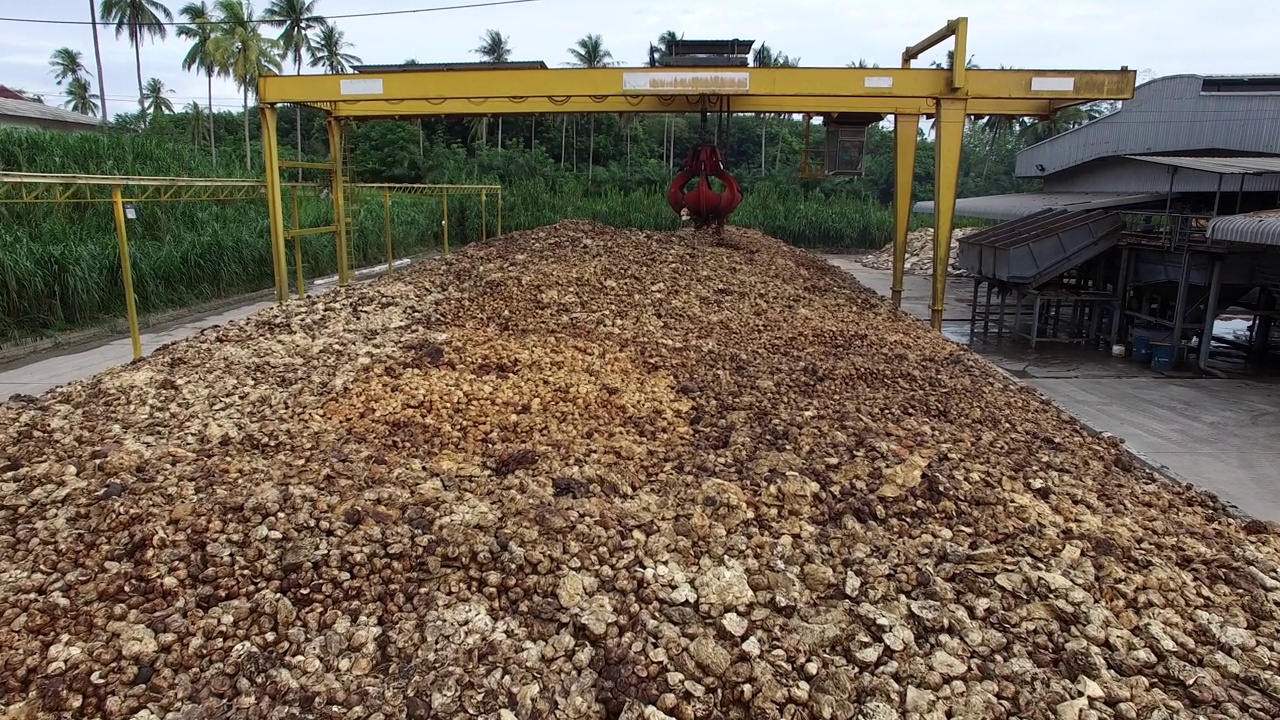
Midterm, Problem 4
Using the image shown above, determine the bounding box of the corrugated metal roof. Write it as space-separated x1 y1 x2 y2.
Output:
913 191 1169 221
0 98 101 127
1207 210 1280 247
1016 75 1280 178
1123 155 1280 175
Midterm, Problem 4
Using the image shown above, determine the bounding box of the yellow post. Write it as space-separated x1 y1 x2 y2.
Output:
951 18 969 90
384 189 393 274
291 186 304 297
259 105 289 303
442 190 449 253
481 189 488 242
111 186 142 360
496 190 502 236
891 113 920 308
930 98 968 330
326 116 349 286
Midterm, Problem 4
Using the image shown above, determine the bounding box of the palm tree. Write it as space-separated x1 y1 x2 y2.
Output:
142 77 174 121
768 53 798 169
930 50 978 70
63 76 100 116
402 58 426 157
215 0 284 170
178 1 224 164
752 43 777 172
49 48 91 87
12 89 46 104
848 58 879 68
472 29 511 148
1021 104 1103 145
656 30 679 165
99 0 173 115
265 0 322 173
567 34 613 180
88 0 109 119
308 20 360 75
186 101 208 146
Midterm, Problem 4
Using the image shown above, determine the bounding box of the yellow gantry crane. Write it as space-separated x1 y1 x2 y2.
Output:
258 19 1136 329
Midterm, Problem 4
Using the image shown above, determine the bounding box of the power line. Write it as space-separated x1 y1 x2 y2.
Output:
0 0 542 26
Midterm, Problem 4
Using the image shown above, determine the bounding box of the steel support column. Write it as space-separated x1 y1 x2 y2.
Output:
930 98 967 329
1170 249 1193 366
891 113 919 308
326 117 349 286
260 105 289 303
1199 257 1223 371
1110 247 1131 345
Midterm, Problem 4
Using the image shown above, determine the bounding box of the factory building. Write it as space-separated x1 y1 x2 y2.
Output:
917 74 1280 373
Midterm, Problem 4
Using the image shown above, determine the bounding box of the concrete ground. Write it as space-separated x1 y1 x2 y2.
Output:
3 252 1276 522
829 257 1280 522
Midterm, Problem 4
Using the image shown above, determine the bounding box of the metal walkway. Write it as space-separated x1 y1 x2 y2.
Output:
957 208 1125 286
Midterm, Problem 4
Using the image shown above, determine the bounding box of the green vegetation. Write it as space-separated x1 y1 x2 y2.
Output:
4 10 1114 342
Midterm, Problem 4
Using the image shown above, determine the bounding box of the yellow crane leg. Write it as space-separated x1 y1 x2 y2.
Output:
326 117 349 286
110 186 142 360
259 105 289 303
891 113 919 308
930 98 967 330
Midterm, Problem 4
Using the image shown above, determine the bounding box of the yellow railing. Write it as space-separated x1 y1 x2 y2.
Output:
1 172 502 361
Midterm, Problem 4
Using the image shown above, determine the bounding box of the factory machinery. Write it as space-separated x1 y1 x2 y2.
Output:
257 18 1136 329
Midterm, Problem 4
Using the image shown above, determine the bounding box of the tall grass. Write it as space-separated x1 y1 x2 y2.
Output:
0 191 497 340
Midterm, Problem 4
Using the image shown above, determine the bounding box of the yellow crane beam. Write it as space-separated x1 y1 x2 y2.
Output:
320 96 1077 120
256 19 1137 331
259 67 1133 116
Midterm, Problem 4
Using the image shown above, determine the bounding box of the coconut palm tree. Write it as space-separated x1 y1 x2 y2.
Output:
778 54 801 169
49 48 91 87
63 76 100 116
99 0 173 115
265 0 322 172
178 1 224 164
215 0 284 170
402 58 427 157
88 0 109 118
930 50 978 70
752 43 777 172
848 58 879 68
1021 104 1103 145
186 101 208 147
472 29 511 148
142 77 174 121
567 34 613 180
656 30 679 165
308 20 360 75
12 89 46 104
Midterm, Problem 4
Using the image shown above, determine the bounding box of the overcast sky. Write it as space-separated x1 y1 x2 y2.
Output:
3 0 1277 117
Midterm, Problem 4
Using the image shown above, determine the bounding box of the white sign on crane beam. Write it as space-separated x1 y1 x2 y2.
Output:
622 72 750 94
1031 77 1075 92
340 79 384 96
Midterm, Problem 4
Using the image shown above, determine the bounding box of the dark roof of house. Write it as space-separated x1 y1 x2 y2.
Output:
0 97 101 127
